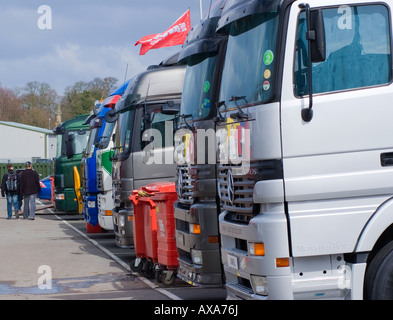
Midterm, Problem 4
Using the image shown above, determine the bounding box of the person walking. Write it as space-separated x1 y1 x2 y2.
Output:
1 164 21 219
20 161 41 220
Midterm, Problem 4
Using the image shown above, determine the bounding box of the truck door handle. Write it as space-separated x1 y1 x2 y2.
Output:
381 152 393 167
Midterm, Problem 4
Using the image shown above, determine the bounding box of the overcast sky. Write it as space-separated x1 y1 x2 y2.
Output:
0 0 206 95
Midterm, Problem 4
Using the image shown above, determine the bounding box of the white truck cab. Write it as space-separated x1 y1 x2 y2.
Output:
216 0 393 299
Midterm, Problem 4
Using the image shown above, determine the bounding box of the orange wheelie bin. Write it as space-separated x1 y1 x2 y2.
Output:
129 182 178 284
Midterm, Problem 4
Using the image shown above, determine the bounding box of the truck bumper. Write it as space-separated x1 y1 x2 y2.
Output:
219 208 294 300
55 189 78 213
98 213 114 231
97 193 114 231
112 206 134 248
175 201 223 287
220 208 355 299
84 194 98 226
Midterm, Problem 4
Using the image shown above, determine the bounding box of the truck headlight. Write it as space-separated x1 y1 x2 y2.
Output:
191 249 203 265
88 201 96 208
250 275 268 296
118 214 125 228
55 193 65 200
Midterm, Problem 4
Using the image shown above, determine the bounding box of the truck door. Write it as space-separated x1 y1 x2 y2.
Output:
132 103 177 188
280 2 393 257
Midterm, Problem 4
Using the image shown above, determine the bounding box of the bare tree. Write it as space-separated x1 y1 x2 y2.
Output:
19 81 59 129
0 87 24 122
21 81 59 113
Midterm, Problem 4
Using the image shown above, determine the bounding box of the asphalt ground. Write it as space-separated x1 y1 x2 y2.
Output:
0 197 227 302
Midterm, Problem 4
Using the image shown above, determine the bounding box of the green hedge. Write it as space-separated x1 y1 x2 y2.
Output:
0 162 54 180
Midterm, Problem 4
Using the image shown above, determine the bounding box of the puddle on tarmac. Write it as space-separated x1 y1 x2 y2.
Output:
0 273 136 296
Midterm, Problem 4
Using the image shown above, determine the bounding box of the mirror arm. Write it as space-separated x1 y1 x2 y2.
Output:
300 3 314 122
181 114 195 132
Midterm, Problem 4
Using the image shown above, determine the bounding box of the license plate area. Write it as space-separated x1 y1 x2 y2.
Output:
176 233 185 246
227 253 239 270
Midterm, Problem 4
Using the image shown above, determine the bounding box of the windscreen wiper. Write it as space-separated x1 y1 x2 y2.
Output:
214 101 226 124
180 114 195 132
229 96 249 120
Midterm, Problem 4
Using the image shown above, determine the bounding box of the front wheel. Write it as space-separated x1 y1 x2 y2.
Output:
365 240 393 299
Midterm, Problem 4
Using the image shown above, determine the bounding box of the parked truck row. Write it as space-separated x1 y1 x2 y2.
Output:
51 0 393 299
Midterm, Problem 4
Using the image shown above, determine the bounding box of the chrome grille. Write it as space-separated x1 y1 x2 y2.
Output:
176 165 195 205
218 164 257 218
113 180 121 207
97 171 103 191
218 160 283 224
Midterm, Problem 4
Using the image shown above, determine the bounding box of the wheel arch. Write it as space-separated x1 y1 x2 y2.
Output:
356 197 393 262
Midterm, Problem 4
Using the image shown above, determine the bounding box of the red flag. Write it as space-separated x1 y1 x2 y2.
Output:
135 9 191 55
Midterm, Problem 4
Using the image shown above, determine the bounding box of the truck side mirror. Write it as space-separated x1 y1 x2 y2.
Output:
161 101 180 115
308 9 326 63
299 4 326 122
53 126 65 134
104 109 119 123
66 133 75 158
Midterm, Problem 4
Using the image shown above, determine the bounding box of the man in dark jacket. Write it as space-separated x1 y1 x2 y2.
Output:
20 161 41 220
1 164 21 219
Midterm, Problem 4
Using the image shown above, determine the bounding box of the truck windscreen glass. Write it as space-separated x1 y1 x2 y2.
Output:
114 107 135 156
181 52 218 120
86 128 98 157
219 12 279 109
97 121 115 149
71 129 90 155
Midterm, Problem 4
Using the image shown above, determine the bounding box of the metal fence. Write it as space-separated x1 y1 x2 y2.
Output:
0 162 54 181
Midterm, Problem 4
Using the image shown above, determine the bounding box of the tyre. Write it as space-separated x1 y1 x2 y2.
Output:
365 240 393 299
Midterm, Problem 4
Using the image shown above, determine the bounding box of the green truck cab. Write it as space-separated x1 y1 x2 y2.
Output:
53 114 90 213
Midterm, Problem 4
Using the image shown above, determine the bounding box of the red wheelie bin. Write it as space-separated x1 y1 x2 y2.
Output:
150 182 178 285
129 186 158 279
129 182 178 284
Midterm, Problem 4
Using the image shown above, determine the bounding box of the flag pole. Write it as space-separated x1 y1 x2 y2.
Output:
200 0 203 20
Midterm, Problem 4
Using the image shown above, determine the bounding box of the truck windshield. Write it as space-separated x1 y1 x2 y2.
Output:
219 11 280 109
181 52 218 120
57 129 90 157
113 107 135 158
56 135 62 158
85 127 98 157
97 121 115 149
70 130 90 155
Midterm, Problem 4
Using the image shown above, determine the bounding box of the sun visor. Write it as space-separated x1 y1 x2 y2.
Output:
178 0 228 63
216 0 282 33
82 112 96 125
178 16 224 63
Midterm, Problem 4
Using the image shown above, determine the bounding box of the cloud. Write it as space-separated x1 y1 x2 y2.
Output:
0 43 146 95
0 0 202 94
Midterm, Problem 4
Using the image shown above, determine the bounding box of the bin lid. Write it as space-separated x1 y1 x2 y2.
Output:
130 182 177 202
140 182 176 195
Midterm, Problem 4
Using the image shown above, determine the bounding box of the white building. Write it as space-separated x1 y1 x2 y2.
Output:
0 121 56 163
